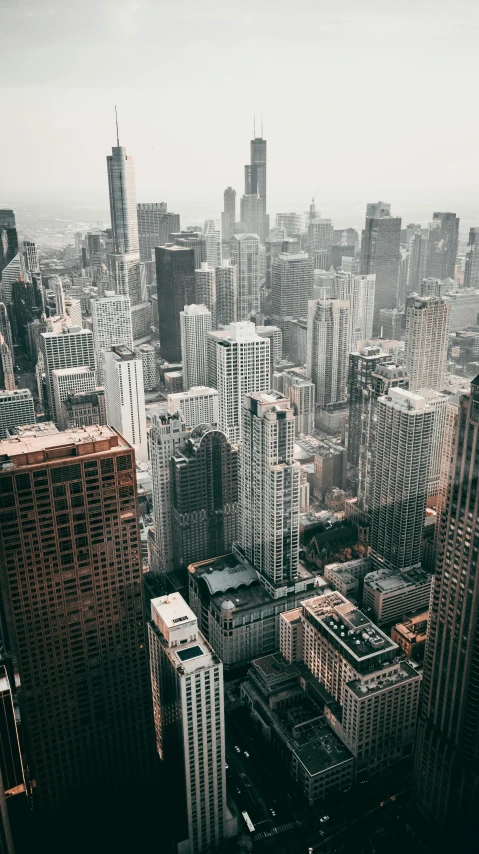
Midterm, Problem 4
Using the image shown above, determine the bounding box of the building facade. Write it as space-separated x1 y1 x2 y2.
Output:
405 296 450 392
104 346 147 462
307 297 350 408
156 246 196 363
180 305 212 391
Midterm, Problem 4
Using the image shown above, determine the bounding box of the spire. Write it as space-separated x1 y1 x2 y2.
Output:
115 105 120 147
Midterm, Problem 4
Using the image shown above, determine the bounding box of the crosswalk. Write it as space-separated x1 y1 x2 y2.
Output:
254 820 299 840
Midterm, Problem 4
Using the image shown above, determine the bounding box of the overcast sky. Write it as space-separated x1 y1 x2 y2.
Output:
1 0 478 228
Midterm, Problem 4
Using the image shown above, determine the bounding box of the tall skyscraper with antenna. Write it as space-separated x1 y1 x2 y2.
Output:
243 124 268 241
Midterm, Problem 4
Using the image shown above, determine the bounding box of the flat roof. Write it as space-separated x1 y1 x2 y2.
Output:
346 662 420 698
151 592 197 630
293 717 353 777
302 592 397 661
0 426 126 468
364 567 432 593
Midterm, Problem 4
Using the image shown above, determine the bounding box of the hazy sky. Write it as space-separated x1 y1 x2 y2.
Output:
1 0 479 229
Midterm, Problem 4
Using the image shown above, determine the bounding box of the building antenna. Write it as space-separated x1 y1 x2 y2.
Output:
253 113 256 138
115 105 120 147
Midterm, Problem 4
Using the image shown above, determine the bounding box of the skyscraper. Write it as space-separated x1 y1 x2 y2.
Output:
347 345 391 471
239 195 268 242
40 327 95 425
148 593 227 854
408 229 429 292
194 263 216 326
202 219 222 267
245 135 267 206
180 304 212 390
104 345 147 462
109 252 142 308
333 271 375 344
91 291 133 382
213 321 270 443
170 425 239 568
0 304 15 391
149 412 188 574
168 386 219 428
155 245 195 363
0 211 18 277
221 187 236 243
405 296 450 391
276 212 306 235
215 261 237 326
107 145 139 255
369 388 433 572
0 388 35 438
229 233 260 320
413 378 479 849
308 217 334 254
283 374 315 436
52 366 96 428
23 240 40 273
464 226 479 288
0 427 151 813
136 202 180 263
271 252 314 355
426 211 459 280
361 208 401 331
307 296 350 408
240 392 300 595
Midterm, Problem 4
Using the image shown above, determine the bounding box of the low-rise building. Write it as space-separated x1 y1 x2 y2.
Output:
391 611 428 660
362 567 433 626
324 558 371 601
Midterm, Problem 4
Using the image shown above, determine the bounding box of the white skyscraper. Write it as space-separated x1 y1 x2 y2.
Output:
417 388 448 497
283 374 315 436
213 321 270 443
203 219 222 267
109 252 142 308
106 145 139 255
91 291 133 382
194 264 216 326
405 296 450 392
0 389 35 438
40 327 95 425
240 392 300 596
370 387 434 573
104 346 147 462
148 592 227 854
180 305 212 391
229 233 260 320
168 386 219 428
135 343 156 390
333 271 375 344
52 367 96 429
149 412 188 573
307 296 350 407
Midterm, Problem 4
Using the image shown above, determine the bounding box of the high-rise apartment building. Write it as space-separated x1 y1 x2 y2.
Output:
307 296 350 408
240 392 300 596
0 304 15 391
212 322 270 443
170 425 239 568
203 219 222 268
91 291 133 382
52 367 96 429
229 233 260 319
137 202 180 263
347 345 391 471
333 271 375 344
413 378 479 849
155 246 195 363
104 345 147 462
426 211 459 280
464 226 479 288
0 427 151 813
221 187 236 243
369 388 433 572
271 252 314 354
149 412 188 573
40 327 95 425
215 261 237 326
135 343 156 390
308 217 333 254
405 296 450 391
361 210 401 330
194 263 216 326
109 252 142 308
283 374 315 436
148 593 227 854
180 305 212 391
0 388 35 438
416 387 448 497
168 386 219 428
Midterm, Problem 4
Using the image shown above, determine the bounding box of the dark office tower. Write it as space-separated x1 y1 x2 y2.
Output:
221 187 236 244
271 252 313 355
245 136 267 208
172 232 207 269
137 203 180 263
413 379 479 849
0 427 151 816
0 211 18 277
408 230 428 293
170 425 239 568
155 245 195 363
426 211 459 280
0 304 15 392
464 226 479 288
361 213 401 331
347 345 391 472
11 278 43 354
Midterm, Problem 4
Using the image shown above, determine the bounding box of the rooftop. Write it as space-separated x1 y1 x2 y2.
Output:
293 716 353 777
346 661 420 698
0 426 126 469
364 567 432 593
151 592 196 631
302 592 397 661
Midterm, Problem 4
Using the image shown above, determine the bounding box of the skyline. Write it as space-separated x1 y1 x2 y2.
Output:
2 0 479 230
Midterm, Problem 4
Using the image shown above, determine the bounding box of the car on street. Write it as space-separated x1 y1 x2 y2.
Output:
270 809 276 817
235 745 241 753
319 815 330 823
244 751 250 758
235 787 241 795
